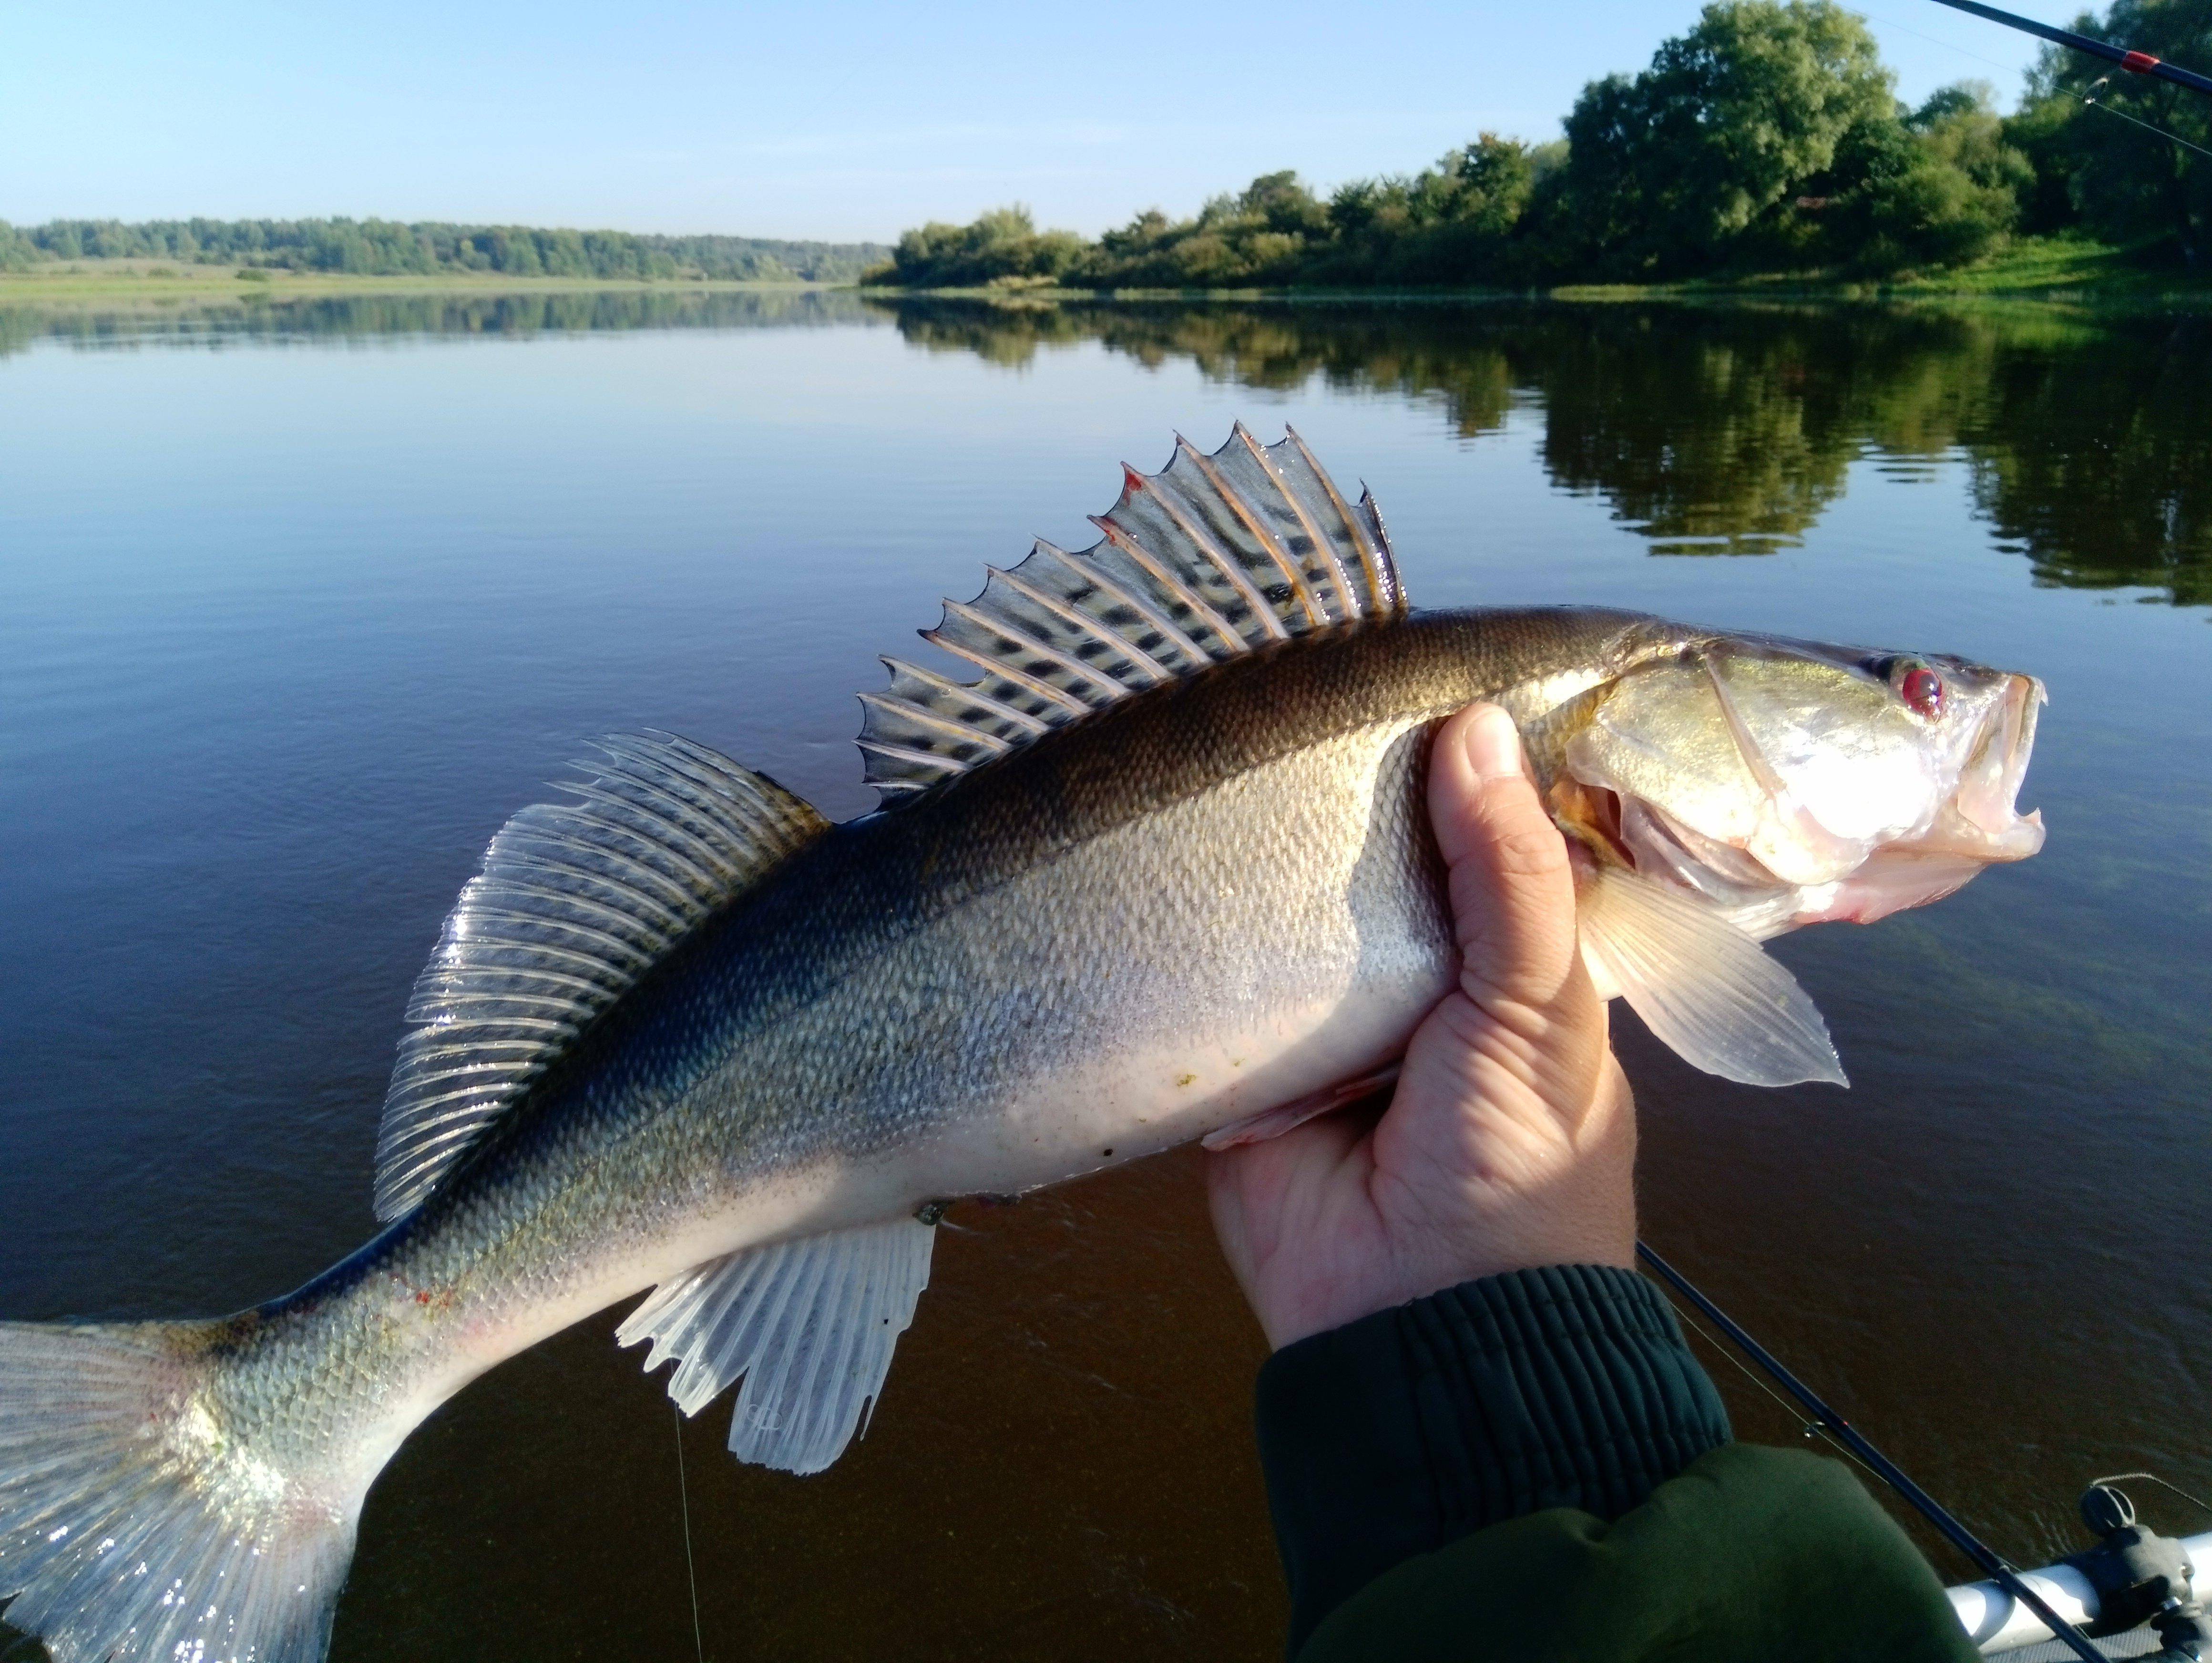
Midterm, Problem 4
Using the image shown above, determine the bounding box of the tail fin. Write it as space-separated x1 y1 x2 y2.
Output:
0 1319 358 1663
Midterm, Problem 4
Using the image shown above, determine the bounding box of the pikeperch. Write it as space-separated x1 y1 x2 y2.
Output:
0 427 2043 1663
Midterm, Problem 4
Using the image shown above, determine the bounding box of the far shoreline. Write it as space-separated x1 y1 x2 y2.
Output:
854 234 2209 304
5 239 2206 309
0 262 845 303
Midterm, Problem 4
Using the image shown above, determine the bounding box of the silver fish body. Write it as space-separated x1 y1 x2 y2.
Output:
215 608 1621 1485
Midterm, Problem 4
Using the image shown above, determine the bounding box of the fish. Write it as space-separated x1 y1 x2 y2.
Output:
0 425 2043 1663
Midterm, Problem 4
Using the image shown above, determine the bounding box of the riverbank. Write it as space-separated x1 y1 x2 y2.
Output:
8 236 2202 308
860 236 2206 305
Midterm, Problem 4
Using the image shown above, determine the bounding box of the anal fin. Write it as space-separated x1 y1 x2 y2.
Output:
616 1217 935 1476
1577 864 1846 1088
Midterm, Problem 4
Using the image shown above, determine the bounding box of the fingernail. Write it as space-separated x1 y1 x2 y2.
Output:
1464 706 1524 780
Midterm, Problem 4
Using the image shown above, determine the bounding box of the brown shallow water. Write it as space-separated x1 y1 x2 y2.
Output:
2 292 2209 1659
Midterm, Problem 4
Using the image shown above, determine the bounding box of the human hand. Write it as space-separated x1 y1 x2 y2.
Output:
1207 703 1637 1349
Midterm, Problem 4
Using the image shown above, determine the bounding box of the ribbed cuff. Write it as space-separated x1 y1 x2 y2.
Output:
1255 1264 1732 1654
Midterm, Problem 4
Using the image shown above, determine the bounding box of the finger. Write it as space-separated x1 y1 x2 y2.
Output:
1429 704 1583 1012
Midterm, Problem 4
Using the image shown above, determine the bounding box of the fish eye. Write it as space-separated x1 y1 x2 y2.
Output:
1886 658 1945 718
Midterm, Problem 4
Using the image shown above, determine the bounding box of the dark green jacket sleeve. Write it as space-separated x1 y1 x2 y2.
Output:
1256 1264 1977 1663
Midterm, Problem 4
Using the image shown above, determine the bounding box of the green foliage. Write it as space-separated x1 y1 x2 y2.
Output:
1546 1 1899 277
869 206 1088 287
2 219 889 283
891 141 1556 292
1079 171 1334 287
1823 83 2031 272
2009 0 2211 268
1544 5 2031 278
1315 138 1546 285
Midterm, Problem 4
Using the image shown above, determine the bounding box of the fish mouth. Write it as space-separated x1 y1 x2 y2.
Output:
1776 670 2044 927
1939 670 2046 859
1584 670 2046 935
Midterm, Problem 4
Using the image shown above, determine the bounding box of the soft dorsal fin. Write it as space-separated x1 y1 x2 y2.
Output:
857 423 1403 798
375 733 827 1221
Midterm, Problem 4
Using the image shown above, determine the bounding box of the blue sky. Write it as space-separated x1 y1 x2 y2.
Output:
2 0 2069 243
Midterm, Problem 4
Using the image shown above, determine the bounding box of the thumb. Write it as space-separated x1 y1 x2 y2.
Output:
1429 704 1583 1014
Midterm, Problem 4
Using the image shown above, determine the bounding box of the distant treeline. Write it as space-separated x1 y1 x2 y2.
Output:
0 218 889 283
872 0 2210 289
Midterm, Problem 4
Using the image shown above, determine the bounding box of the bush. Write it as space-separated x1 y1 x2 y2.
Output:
1844 87 2031 271
874 206 1087 288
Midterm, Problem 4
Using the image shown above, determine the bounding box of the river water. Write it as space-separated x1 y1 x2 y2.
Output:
1 289 2207 1660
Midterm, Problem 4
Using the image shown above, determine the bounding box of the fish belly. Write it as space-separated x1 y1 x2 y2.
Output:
841 714 1455 1208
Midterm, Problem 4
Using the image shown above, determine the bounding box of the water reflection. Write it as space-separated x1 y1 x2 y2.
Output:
881 298 2212 605
0 285 878 358
8 287 2203 603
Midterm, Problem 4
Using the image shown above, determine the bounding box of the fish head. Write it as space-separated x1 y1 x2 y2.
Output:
1547 628 2044 937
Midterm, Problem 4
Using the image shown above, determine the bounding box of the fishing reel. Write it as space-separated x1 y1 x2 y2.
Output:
2066 1478 2211 1660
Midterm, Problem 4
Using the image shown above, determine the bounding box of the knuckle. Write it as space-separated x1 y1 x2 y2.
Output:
1487 819 1569 880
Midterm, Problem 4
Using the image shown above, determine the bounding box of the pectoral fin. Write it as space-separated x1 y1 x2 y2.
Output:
1200 1065 1403 1151
1577 864 1847 1088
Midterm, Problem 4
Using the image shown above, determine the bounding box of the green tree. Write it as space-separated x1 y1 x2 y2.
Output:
1540 3 2026 278
1823 82 2030 270
1547 1 1899 277
2014 0 2212 268
872 206 1087 288
1322 135 1542 285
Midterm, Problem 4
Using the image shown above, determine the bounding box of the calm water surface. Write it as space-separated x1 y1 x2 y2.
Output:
2 290 2208 1660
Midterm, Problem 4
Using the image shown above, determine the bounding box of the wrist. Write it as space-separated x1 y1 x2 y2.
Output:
1255 1263 1732 1651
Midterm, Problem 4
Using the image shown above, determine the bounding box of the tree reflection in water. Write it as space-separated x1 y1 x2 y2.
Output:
882 298 2212 606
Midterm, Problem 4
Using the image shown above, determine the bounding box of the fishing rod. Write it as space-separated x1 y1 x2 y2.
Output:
1925 0 2212 100
1636 1241 2111 1663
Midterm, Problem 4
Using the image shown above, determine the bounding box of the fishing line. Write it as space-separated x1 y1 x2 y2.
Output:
2083 81 2212 162
1927 0 2212 99
1665 1295 1891 1488
674 1404 705 1663
2089 1471 2212 1525
1637 1241 2109 1663
1854 7 2028 79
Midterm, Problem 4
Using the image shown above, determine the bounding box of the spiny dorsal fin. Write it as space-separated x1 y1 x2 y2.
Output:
375 732 827 1221
857 423 1403 798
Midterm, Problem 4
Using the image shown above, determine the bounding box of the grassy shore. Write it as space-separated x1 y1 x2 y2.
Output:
859 236 2208 304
